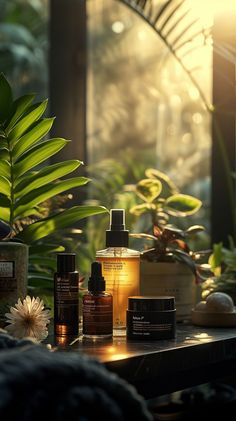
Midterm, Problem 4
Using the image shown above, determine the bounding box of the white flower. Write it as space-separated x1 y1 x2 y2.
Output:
5 296 51 341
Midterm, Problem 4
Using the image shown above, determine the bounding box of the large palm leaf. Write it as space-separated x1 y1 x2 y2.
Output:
119 0 211 108
0 73 107 244
119 0 236 110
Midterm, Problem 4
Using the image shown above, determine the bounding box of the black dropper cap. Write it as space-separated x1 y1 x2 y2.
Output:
88 261 105 292
106 209 129 247
57 253 76 273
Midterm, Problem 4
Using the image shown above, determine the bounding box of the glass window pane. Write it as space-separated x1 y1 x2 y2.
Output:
87 0 212 246
0 0 49 99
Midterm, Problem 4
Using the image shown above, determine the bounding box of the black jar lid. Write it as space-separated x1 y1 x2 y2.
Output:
128 296 175 312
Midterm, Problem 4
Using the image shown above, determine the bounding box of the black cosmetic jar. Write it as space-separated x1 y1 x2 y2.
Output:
127 296 176 340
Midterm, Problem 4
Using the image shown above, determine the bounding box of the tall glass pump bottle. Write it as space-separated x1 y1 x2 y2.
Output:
96 209 140 334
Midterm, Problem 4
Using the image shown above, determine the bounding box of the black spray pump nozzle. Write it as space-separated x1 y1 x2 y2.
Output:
109 209 125 231
88 261 105 292
106 209 129 247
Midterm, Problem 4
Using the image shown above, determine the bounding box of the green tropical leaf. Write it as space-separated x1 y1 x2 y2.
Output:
29 256 56 270
13 138 68 179
17 208 43 218
13 171 37 189
185 225 205 235
145 168 179 195
164 194 202 216
0 160 10 179
136 179 162 203
8 99 48 144
28 275 53 288
12 117 55 160
14 160 82 197
0 207 10 222
0 148 9 160
0 193 10 222
164 8 189 39
152 0 174 26
0 73 13 123
228 235 235 251
0 176 10 196
130 232 156 242
14 177 90 217
17 205 108 243
29 244 65 255
209 242 223 275
6 93 35 133
130 203 156 216
0 193 10 207
120 0 210 107
159 0 185 33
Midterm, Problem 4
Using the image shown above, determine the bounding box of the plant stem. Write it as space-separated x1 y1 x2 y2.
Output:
7 134 15 236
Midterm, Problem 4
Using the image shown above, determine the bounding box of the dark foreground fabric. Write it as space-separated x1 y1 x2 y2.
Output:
0 332 152 421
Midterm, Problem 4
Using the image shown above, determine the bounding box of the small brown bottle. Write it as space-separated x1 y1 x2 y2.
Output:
83 261 113 339
54 253 79 336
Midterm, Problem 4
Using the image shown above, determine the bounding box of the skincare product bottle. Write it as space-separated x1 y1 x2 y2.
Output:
54 253 79 336
96 209 140 334
127 296 176 340
0 240 28 325
83 261 112 339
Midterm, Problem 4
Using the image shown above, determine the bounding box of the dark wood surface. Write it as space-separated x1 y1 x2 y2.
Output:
47 323 236 398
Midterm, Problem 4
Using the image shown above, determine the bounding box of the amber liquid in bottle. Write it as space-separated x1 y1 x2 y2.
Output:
83 292 113 338
83 262 113 339
96 251 140 333
96 209 140 335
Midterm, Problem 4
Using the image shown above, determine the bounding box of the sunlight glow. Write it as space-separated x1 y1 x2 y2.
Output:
194 332 213 342
184 332 213 344
189 0 236 26
108 353 128 361
112 21 125 33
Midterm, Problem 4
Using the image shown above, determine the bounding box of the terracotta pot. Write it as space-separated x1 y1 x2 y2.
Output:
140 261 199 321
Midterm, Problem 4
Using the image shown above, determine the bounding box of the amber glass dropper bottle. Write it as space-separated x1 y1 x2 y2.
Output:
83 261 113 339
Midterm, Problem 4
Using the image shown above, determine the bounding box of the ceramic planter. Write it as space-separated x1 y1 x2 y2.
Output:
140 261 199 321
0 241 28 324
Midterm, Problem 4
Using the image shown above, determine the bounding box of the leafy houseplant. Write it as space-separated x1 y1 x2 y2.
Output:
201 239 236 302
0 73 107 304
129 168 208 320
130 168 206 275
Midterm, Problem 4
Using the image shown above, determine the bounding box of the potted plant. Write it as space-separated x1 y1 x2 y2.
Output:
129 168 209 321
201 239 236 303
0 73 107 319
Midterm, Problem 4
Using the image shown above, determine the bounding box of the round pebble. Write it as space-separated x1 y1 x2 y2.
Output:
206 292 234 313
195 301 207 312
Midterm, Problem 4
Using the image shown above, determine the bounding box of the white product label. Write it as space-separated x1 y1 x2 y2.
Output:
0 261 14 278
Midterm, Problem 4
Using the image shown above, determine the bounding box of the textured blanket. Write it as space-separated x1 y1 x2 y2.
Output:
0 331 152 421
